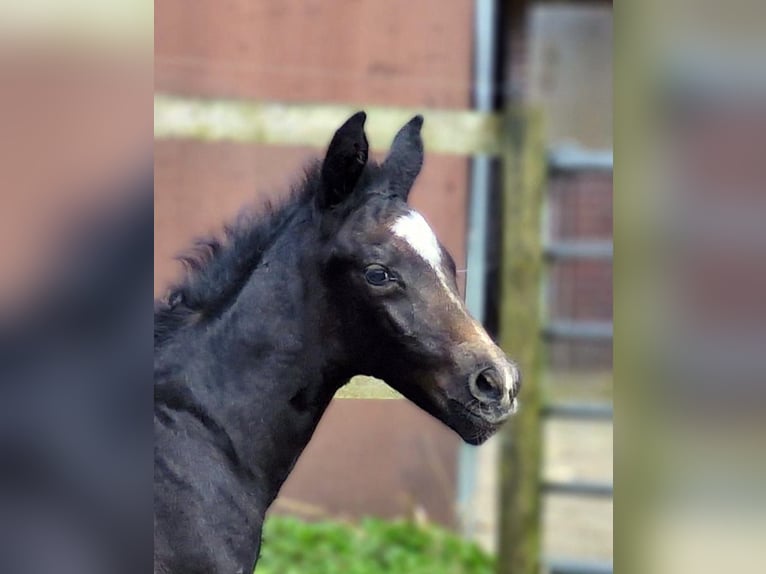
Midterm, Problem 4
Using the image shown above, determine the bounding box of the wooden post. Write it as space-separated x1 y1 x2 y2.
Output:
497 109 546 574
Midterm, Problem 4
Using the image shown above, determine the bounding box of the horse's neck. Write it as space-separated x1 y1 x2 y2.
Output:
185 232 345 502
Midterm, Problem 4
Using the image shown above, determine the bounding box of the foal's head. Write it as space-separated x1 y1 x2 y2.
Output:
314 112 519 445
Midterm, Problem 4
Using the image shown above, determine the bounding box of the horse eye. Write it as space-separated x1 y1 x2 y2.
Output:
364 265 391 286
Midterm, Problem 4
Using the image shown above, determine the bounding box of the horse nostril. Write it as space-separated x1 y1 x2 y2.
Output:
469 367 505 404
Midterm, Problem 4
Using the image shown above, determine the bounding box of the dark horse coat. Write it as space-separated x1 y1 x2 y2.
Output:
154 113 519 573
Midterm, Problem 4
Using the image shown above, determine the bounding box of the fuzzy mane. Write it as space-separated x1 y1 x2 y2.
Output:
154 156 390 348
154 163 323 347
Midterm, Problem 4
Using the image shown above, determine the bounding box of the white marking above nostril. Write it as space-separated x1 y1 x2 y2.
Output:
496 361 516 397
391 210 517 390
509 363 520 394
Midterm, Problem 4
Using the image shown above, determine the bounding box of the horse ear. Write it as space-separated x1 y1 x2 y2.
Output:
383 115 424 201
318 111 369 210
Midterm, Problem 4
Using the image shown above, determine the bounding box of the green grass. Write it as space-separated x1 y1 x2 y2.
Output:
255 516 495 574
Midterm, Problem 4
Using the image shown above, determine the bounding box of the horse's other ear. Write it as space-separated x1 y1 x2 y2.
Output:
383 115 424 202
318 111 369 210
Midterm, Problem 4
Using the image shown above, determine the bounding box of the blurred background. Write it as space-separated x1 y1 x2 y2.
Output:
0 6 152 313
2 0 764 573
0 4 152 574
154 2 612 574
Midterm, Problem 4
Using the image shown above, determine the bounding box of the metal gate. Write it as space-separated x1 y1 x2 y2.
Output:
542 145 613 574
497 121 613 574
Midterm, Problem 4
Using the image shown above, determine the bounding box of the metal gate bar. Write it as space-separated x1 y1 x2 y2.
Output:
542 403 613 420
544 240 613 261
548 146 613 172
542 480 613 498
539 144 613 574
547 559 614 574
543 320 613 341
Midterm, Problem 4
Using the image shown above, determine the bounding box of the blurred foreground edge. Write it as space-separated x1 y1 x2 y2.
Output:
0 168 153 574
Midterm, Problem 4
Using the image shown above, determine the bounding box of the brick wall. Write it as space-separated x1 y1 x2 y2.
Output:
548 172 613 369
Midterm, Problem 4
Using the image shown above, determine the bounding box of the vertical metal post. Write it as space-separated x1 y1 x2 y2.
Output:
458 0 499 543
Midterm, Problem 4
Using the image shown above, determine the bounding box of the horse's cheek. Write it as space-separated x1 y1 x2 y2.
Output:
380 299 416 339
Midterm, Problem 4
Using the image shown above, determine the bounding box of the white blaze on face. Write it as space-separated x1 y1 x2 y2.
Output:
390 210 518 398
390 211 462 308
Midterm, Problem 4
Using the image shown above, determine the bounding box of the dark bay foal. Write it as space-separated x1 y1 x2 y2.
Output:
154 113 520 573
